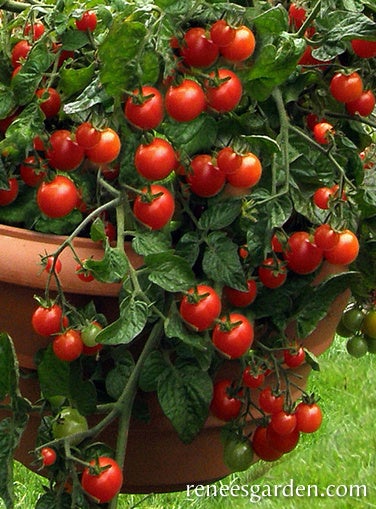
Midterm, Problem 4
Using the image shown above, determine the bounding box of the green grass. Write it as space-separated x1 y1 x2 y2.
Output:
4 335 376 508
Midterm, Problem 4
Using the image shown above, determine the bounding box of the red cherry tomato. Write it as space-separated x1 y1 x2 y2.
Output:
220 26 256 62
124 86 164 130
0 178 18 206
284 231 323 275
223 279 258 307
133 184 175 230
40 447 57 467
330 72 363 103
295 401 322 433
346 90 375 117
180 27 219 68
205 69 243 113
81 456 123 504
351 39 376 58
36 88 61 118
323 229 359 265
258 257 287 289
165 79 206 122
46 130 85 171
53 329 84 362
75 10 97 31
134 137 177 181
32 303 68 337
210 379 242 421
85 128 121 165
186 154 225 197
258 386 284 414
252 425 283 461
212 313 254 359
179 284 221 331
37 175 79 218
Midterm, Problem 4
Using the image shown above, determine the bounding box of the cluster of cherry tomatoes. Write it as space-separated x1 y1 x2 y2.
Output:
337 303 376 358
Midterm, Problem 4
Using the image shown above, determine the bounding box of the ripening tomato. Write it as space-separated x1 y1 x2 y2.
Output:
75 10 97 31
186 154 225 197
37 175 79 218
223 437 253 472
216 147 242 175
330 72 363 103
32 303 68 337
81 457 123 504
165 79 206 122
134 137 177 181
270 410 297 436
53 329 84 362
212 313 254 359
351 39 376 58
179 284 221 331
0 177 18 206
24 21 45 40
40 447 57 467
258 386 284 414
20 156 47 187
220 25 256 62
242 366 264 388
223 279 258 307
323 229 359 265
133 184 175 230
44 255 62 275
285 231 323 274
75 122 101 149
288 3 306 29
205 69 243 113
226 152 262 188
313 186 333 209
124 86 164 130
283 346 306 368
210 20 236 47
75 260 95 283
11 40 31 67
314 223 339 250
313 122 335 144
85 127 121 165
295 401 322 433
252 426 283 461
180 27 219 68
46 130 85 171
36 88 61 118
346 90 375 117
258 257 287 289
210 379 242 421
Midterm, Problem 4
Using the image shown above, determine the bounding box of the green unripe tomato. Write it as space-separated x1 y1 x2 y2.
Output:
346 335 368 358
341 307 364 333
81 321 102 347
362 310 376 339
52 407 88 444
223 438 253 472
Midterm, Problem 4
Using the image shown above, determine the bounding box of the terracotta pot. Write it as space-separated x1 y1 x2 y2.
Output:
0 224 350 493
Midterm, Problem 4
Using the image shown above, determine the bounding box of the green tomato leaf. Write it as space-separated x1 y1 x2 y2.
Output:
83 244 129 283
164 303 209 351
198 199 242 231
132 231 172 256
163 115 218 157
37 345 70 399
96 295 149 345
157 364 213 443
61 29 90 51
174 231 201 267
0 84 16 120
59 63 96 98
145 252 196 292
0 333 18 400
203 231 247 290
105 350 135 400
252 4 289 35
138 351 169 392
69 363 97 416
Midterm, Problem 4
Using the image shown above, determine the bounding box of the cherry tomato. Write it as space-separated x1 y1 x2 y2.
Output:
313 122 335 144
223 279 258 307
346 90 375 117
46 130 84 171
252 425 283 461
288 3 306 29
81 456 123 504
351 39 376 58
313 187 333 209
283 346 306 368
32 303 68 337
346 335 368 358
134 137 177 181
20 156 47 187
330 72 363 103
0 178 18 206
220 25 256 62
323 229 359 265
37 175 79 218
223 438 253 472
258 257 287 289
52 407 88 440
36 88 61 118
180 27 219 68
85 128 121 165
124 86 164 130
216 147 242 175
210 20 235 47
266 425 300 453
341 307 364 333
314 224 339 250
362 309 376 339
270 410 297 436
44 256 62 274
81 321 103 347
205 69 243 113
133 184 175 230
179 284 221 331
24 21 45 40
295 401 322 433
226 152 262 188
210 379 242 421
212 313 254 359
75 122 101 149
242 366 264 388
11 40 31 67
40 447 57 467
258 386 284 414
186 154 225 197
284 231 323 275
75 10 97 31
53 329 84 362
75 260 95 283
165 79 206 122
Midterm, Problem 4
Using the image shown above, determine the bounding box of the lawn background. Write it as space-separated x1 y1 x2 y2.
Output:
4 335 376 508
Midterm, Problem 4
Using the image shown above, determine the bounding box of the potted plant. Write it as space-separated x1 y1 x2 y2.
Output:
0 0 375 506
